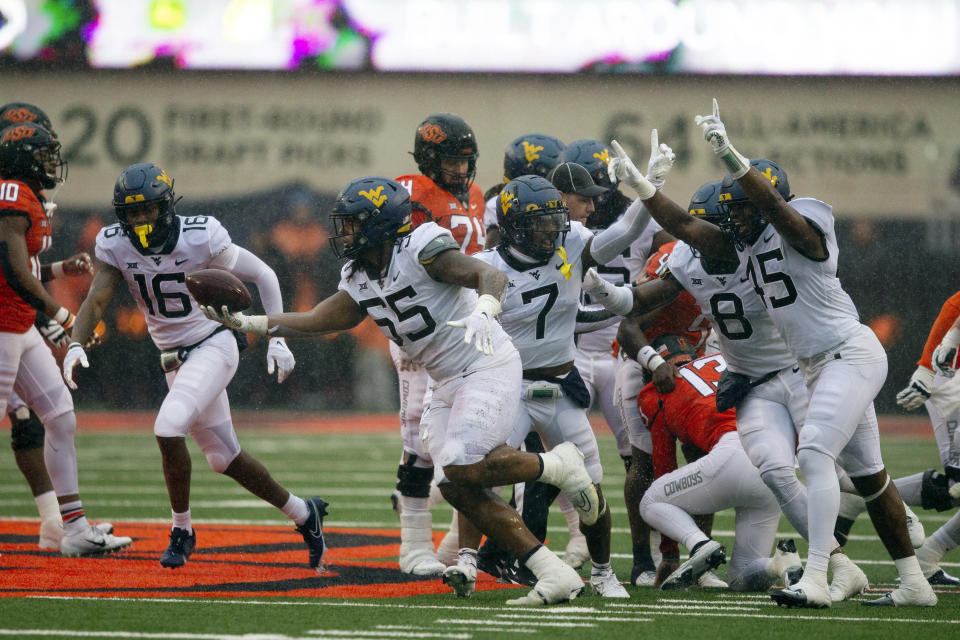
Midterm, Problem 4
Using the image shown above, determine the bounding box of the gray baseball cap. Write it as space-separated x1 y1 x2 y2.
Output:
548 162 609 197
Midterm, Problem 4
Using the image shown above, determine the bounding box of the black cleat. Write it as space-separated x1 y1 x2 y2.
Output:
296 496 328 569
661 539 726 591
160 527 196 569
928 568 960 586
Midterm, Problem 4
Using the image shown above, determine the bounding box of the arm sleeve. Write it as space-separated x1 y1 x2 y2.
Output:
574 307 619 334
919 292 960 369
589 197 652 265
209 245 284 315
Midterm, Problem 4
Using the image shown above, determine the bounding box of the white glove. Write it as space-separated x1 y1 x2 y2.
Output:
201 305 269 335
644 129 676 189
446 294 501 356
266 337 295 383
695 98 750 179
932 328 960 378
582 268 635 316
62 342 89 390
37 315 69 348
896 366 935 410
607 140 656 200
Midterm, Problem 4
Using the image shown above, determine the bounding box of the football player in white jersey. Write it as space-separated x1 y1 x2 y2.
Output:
585 178 870 600
64 163 328 571
589 99 936 608
468 171 672 597
203 176 602 606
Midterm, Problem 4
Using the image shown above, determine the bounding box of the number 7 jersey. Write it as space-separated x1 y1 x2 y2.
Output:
95 215 231 351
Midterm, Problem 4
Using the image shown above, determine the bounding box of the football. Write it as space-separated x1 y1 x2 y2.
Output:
185 269 252 312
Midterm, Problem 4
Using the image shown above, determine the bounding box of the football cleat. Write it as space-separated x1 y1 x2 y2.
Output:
296 496 329 570
862 581 937 607
698 571 729 588
506 561 584 605
590 567 630 598
60 524 132 557
443 564 477 598
562 533 590 570
926 568 960 586
632 568 657 587
40 520 113 549
768 539 803 587
660 539 726 591
828 553 868 602
160 527 196 569
915 537 957 585
543 442 600 526
770 575 832 609
903 503 925 549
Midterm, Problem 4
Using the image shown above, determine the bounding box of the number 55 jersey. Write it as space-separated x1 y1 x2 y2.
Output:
95 215 231 351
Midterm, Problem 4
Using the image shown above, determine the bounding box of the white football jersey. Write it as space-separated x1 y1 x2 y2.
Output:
338 222 510 382
95 215 232 351
667 241 796 377
738 198 861 359
475 222 593 369
576 217 662 352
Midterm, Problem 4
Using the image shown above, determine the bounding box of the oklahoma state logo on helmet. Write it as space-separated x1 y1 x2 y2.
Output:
2 125 35 143
418 123 447 144
2 108 38 125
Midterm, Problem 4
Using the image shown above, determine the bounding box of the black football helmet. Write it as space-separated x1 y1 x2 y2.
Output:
0 103 56 137
497 175 570 262
0 123 66 190
329 176 412 262
718 158 791 247
113 162 178 251
412 113 478 200
503 133 565 182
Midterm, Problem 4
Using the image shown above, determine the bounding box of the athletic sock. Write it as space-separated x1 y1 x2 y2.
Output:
34 491 61 523
60 500 89 535
282 494 309 525
172 509 192 533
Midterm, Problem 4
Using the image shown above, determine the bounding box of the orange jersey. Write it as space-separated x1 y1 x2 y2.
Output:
395 174 485 255
0 180 50 333
639 353 737 479
642 242 711 350
919 292 960 370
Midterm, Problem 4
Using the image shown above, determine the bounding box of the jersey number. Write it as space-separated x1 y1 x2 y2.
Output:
677 355 727 397
0 182 20 202
709 292 753 340
746 249 797 310
521 283 558 340
133 272 192 318
449 214 484 252
359 285 436 346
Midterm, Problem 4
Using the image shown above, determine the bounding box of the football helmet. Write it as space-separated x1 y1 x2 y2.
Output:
503 133 565 181
113 162 178 251
688 180 724 226
497 175 570 261
412 113 478 199
329 176 412 261
718 158 791 247
0 103 55 137
560 139 615 191
651 333 699 368
0 123 66 190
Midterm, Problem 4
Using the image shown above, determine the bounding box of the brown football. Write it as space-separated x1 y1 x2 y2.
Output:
185 269 252 312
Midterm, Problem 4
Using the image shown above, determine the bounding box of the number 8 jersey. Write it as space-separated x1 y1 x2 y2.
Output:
95 215 230 351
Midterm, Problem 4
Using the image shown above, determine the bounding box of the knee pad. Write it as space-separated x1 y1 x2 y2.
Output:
921 469 954 512
760 466 804 503
396 460 434 498
10 407 44 451
193 424 241 473
154 396 198 439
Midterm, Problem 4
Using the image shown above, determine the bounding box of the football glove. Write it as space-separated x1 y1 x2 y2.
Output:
583 268 635 316
266 337 295 383
895 366 935 411
932 328 960 378
62 342 89 390
201 304 269 335
607 140 656 200
695 98 750 179
36 314 69 349
446 294 500 356
644 129 676 189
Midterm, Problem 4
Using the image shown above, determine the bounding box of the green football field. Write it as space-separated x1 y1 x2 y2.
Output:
0 422 957 639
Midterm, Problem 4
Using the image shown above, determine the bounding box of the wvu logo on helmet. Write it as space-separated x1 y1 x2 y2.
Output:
522 141 544 163
760 167 779 186
418 123 447 144
500 189 515 214
3 125 34 143
592 148 611 165
359 186 387 208
157 170 173 188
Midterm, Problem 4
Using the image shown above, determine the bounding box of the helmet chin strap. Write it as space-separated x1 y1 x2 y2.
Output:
134 223 154 248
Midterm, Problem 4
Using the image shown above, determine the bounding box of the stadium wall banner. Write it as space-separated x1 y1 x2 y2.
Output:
7 70 959 218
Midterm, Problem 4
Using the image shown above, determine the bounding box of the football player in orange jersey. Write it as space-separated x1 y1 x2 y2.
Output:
0 122 131 557
388 113 487 576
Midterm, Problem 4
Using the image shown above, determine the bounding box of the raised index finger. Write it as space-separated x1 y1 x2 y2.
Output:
610 139 628 159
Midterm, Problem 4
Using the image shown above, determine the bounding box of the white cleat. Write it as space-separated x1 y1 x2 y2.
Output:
40 520 113 549
633 570 657 587
400 551 446 576
591 568 630 598
544 442 600 526
698 571 728 588
828 553 868 602
768 539 803 587
60 524 132 557
903 503 925 549
443 564 477 598
660 539 726 591
562 533 590 570
862 580 937 607
506 562 584 605
770 575 832 609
